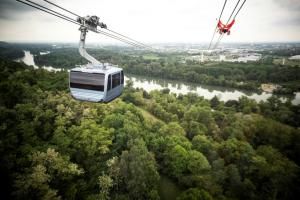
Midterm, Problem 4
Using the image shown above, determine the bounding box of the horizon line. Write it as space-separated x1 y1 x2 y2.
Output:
2 40 300 45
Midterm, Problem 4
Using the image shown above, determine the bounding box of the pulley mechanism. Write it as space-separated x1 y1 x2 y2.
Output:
77 15 107 32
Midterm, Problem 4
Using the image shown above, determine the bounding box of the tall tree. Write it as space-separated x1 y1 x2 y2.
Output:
119 139 160 200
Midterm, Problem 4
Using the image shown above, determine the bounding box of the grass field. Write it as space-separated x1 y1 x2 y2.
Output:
143 54 161 60
273 58 300 66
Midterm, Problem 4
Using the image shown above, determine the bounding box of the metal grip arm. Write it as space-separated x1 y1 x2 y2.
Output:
79 26 101 65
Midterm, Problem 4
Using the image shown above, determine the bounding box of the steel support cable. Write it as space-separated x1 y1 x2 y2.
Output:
96 29 147 49
17 0 79 25
213 0 244 50
17 0 148 48
106 28 154 50
213 33 224 49
42 0 81 18
25 0 78 24
208 0 228 50
207 26 218 51
42 0 153 50
31 1 147 48
213 35 221 49
213 34 221 49
233 0 247 19
18 1 149 48
225 0 241 25
214 0 247 50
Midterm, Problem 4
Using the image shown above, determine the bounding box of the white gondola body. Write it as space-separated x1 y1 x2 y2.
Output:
69 64 124 102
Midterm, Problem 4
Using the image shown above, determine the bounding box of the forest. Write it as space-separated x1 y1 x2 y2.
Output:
1 58 300 200
33 47 300 94
0 42 25 60
1 41 299 94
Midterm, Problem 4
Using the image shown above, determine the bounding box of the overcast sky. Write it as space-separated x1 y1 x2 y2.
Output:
0 0 299 44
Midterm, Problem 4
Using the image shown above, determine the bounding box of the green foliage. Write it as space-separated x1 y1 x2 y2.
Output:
0 42 24 60
119 139 160 200
187 150 211 174
164 145 189 178
254 146 299 199
177 188 213 200
68 119 113 156
98 174 113 200
32 46 300 93
14 148 82 200
192 135 217 161
35 48 86 68
1 59 300 200
219 138 256 174
159 122 186 137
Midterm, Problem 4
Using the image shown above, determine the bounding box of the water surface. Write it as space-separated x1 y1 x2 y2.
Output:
18 51 300 105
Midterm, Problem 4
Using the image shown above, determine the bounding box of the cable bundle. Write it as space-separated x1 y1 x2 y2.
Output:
16 0 153 50
208 0 247 50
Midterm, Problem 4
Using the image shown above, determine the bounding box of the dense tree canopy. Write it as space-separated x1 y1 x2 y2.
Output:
0 58 300 200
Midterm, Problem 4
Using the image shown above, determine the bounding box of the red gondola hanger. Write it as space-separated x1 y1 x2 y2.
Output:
208 0 247 50
217 19 235 35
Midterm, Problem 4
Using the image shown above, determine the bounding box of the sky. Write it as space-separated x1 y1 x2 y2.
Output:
0 0 299 44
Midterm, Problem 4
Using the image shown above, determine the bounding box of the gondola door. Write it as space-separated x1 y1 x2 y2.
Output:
105 74 113 101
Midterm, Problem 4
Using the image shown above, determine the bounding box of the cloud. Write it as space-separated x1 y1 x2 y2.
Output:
267 0 300 27
0 0 35 20
273 0 300 10
274 18 300 27
0 0 60 20
0 0 299 42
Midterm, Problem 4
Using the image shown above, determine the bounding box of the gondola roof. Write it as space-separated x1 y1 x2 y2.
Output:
71 63 122 74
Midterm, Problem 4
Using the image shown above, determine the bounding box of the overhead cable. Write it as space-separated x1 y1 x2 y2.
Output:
106 28 154 50
41 0 152 50
225 0 241 25
233 0 247 19
17 0 149 49
25 0 78 24
211 0 247 50
42 0 81 18
208 0 227 50
17 0 79 25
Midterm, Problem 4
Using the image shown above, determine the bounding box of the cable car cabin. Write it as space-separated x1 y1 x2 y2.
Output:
69 64 124 102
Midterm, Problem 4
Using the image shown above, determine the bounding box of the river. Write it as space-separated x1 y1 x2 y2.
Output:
17 50 300 105
16 50 62 72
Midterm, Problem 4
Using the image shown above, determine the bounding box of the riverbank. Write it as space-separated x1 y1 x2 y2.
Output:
18 50 300 105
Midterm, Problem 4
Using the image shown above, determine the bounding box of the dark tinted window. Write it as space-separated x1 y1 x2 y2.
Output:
70 83 104 91
121 71 124 84
70 71 105 91
107 75 111 91
112 73 120 88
